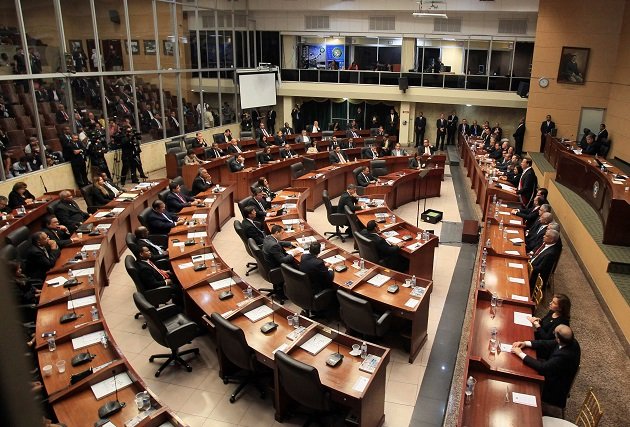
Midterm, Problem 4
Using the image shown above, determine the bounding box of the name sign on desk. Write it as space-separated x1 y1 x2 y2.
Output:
282 219 300 225
512 392 537 407
505 250 520 256
68 295 97 309
192 213 208 219
509 237 524 244
209 277 236 291
513 312 533 327
508 277 525 284
203 197 216 204
508 263 523 269
352 376 370 393
511 294 529 302
187 231 208 239
509 220 521 225
505 229 519 235
82 243 101 252
91 372 133 400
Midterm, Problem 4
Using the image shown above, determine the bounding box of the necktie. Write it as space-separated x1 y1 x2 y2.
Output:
143 239 163 255
235 145 242 153
425 147 430 155
175 193 186 203
214 149 219 157
256 199 264 211
123 105 128 113
531 244 546 261
352 131 358 138
63 111 68 120
263 129 269 137
161 212 174 224
146 260 168 279
339 153 345 163
41 246 49 259
105 182 120 196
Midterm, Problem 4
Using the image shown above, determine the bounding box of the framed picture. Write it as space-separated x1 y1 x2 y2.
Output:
557 46 590 85
126 40 140 55
163 40 174 56
144 40 156 55
69 40 83 52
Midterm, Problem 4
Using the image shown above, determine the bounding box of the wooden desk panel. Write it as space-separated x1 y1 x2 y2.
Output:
480 256 531 302
35 303 98 349
485 224 527 259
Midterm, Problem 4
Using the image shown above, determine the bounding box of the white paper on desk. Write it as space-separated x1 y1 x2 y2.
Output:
72 330 106 350
282 219 300 225
500 204 509 208
283 203 297 209
192 213 207 219
82 243 101 252
68 295 97 309
572 149 582 155
323 255 346 264
173 242 185 247
509 237 524 244
111 207 124 214
209 277 236 291
406 242 422 251
372 199 385 206
100 422 116 427
508 263 524 269
96 224 111 230
187 231 207 239
505 250 520 255
382 230 399 238
73 267 95 277
358 198 370 204
296 236 317 245
299 333 332 356
512 294 529 302
374 212 388 219
203 197 216 204
178 262 194 269
46 276 68 287
500 343 513 353
288 247 305 256
94 211 109 218
499 211 511 215
509 220 521 225
514 312 533 327
91 372 133 400
512 392 537 407
612 179 625 185
191 253 215 262
508 277 526 284
352 376 370 393
244 305 274 322
385 236 403 245
506 229 519 235
367 274 390 287
405 298 420 308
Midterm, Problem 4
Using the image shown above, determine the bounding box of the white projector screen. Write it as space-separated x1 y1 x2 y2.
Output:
238 72 277 110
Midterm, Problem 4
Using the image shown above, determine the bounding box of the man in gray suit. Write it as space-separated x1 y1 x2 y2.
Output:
262 225 297 268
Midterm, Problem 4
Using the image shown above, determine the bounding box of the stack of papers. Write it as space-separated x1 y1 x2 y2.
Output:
94 211 110 218
406 242 423 251
187 231 208 239
367 274 390 287
203 197 216 204
505 250 520 256
177 262 194 269
382 230 399 238
111 207 125 214
514 312 533 326
82 243 101 252
118 192 138 200
323 254 346 264
299 333 332 356
508 262 524 269
505 229 519 235
296 236 317 245
191 253 215 262
209 277 236 291
192 213 208 219
96 224 111 230
91 372 133 400
405 298 420 308
244 305 274 322
46 276 68 287
385 236 402 245
282 203 297 209
68 295 97 309
508 220 521 225
353 377 370 392
73 267 95 277
511 294 529 302
509 237 524 244
359 354 381 374
72 330 107 350
282 219 300 225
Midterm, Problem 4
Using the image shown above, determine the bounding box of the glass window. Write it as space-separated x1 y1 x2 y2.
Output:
466 38 490 89
489 38 513 91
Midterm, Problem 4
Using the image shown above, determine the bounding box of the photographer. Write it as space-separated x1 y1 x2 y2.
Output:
86 128 112 180
118 125 147 185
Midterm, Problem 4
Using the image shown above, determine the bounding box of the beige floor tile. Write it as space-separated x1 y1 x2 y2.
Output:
202 420 238 427
176 412 207 427
383 401 415 427
385 380 418 405
238 397 277 427
388 361 426 385
197 370 231 394
208 397 252 424
159 383 196 412
178 389 225 417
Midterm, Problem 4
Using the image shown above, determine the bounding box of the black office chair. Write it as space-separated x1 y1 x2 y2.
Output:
46 199 61 215
0 244 17 263
167 146 184 156
210 313 267 403
174 151 187 177
125 255 174 329
158 188 170 203
171 176 191 196
213 133 226 144
343 205 363 252
247 238 285 303
353 166 365 185
165 140 182 151
79 185 100 214
336 289 392 338
290 162 306 179
370 159 388 178
369 128 379 137
321 130 334 138
240 131 253 139
275 350 334 425
237 196 254 219
255 151 265 165
133 292 199 377
355 232 383 265
599 140 610 157
233 221 258 276
280 263 335 317
5 225 30 246
137 207 152 228
322 190 348 242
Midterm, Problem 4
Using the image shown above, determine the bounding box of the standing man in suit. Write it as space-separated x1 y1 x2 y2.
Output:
54 190 89 233
386 108 399 136
513 117 526 155
241 206 266 246
228 154 245 172
517 158 537 209
291 104 302 133
529 229 561 288
262 225 296 268
62 133 89 187
414 112 426 148
357 166 377 187
329 146 349 164
436 113 447 151
299 242 334 293
191 168 213 196
360 220 408 272
511 324 580 417
267 108 276 133
146 200 185 235
25 232 60 281
540 114 555 152
595 123 608 145
446 110 458 146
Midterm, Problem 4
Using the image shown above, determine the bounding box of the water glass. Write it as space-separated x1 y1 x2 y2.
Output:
496 298 503 308
47 336 56 352
286 315 294 327
56 360 66 374
292 315 299 329
77 232 83 239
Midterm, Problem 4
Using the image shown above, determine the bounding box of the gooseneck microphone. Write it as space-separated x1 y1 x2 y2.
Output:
59 286 80 323
97 369 126 419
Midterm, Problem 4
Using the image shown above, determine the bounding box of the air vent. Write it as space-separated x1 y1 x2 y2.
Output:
233 14 246 28
305 15 330 30
498 19 528 34
369 16 395 31
434 18 461 33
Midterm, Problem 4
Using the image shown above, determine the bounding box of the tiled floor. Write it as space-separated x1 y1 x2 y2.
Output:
102 165 462 427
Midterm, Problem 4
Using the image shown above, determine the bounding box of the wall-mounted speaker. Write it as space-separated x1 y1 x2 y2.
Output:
399 77 408 93
109 10 120 24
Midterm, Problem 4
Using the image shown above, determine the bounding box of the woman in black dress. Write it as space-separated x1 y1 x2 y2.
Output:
8 181 35 209
528 293 571 358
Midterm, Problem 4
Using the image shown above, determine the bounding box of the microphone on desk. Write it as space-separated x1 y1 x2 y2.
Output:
97 369 126 419
40 176 49 193
218 277 234 300
260 295 278 334
193 240 208 271
59 286 80 323
326 322 344 367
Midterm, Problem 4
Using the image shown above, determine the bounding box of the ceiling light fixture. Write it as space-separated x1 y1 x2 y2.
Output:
413 0 448 19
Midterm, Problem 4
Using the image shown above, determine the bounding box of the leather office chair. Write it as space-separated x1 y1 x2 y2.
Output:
0 244 17 263
79 185 100 214
46 199 61 215
213 133 225 144
322 130 334 138
158 189 170 203
370 159 388 178
247 238 285 303
210 313 267 403
125 255 174 328
290 162 306 179
255 151 265 165
133 292 199 377
280 263 335 317
361 147 373 159
125 232 169 265
137 207 153 229
343 205 363 252
240 131 253 139
233 221 257 276
355 232 383 265
322 190 348 242
5 225 30 246
167 147 183 156
336 289 392 338
164 140 182 151
237 196 254 219
370 128 379 137
171 176 190 196
302 156 316 173
275 350 333 425
174 152 187 177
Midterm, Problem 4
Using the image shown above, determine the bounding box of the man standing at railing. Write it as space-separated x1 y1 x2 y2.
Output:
447 110 458 146
414 112 426 148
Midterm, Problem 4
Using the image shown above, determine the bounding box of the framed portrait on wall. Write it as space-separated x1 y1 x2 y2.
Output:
126 40 140 55
163 40 174 56
144 40 156 55
69 40 83 52
557 46 590 85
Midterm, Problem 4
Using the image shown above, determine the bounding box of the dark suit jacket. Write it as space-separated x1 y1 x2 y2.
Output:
513 123 526 141
25 245 61 281
137 238 168 261
280 148 297 159
245 198 269 222
299 253 334 293
207 147 225 158
273 135 286 146
329 151 349 164
136 259 169 290
282 126 294 135
346 129 361 139
42 226 73 248
8 189 36 209
523 339 581 408
595 129 608 143
516 205 541 229
165 191 194 213
359 229 399 262
583 141 601 155
242 218 265 246
516 168 537 208
146 209 178 235
259 153 274 164
228 157 244 172
362 148 379 159
357 172 375 187
262 235 294 268
447 115 458 130
88 186 114 207
526 224 548 253
540 120 555 135
458 123 470 136
54 201 89 233
338 191 359 214
191 176 213 196
470 124 482 136
414 116 426 133
530 243 561 286
436 119 447 135
226 144 243 154
55 110 70 124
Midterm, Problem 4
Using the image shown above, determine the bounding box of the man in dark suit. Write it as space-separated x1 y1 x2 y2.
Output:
166 111 180 137
446 110 458 146
529 229 561 288
246 188 273 222
360 220 408 272
347 127 360 139
223 129 234 142
25 231 61 281
62 133 89 187
226 139 244 154
525 203 551 236
241 206 266 246
362 146 379 160
42 215 75 248
55 104 71 124
54 191 89 234
513 117 526 155
329 146 349 164
207 142 225 158
338 184 361 214
391 143 407 157
191 168 214 196
281 122 294 135
526 212 553 253
540 114 555 151
273 131 286 147
469 120 482 137
267 108 276 133
414 113 426 147
146 200 185 235
262 225 296 268
256 122 272 147
511 324 580 417
582 134 601 155
512 196 545 229
328 136 342 151
417 139 435 156
280 144 297 159
356 166 376 187
595 123 608 145
299 242 334 293
135 246 182 303
436 113 447 150
134 226 169 262
386 108 399 136
228 154 245 172
517 158 537 209
457 118 470 139
165 181 202 213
